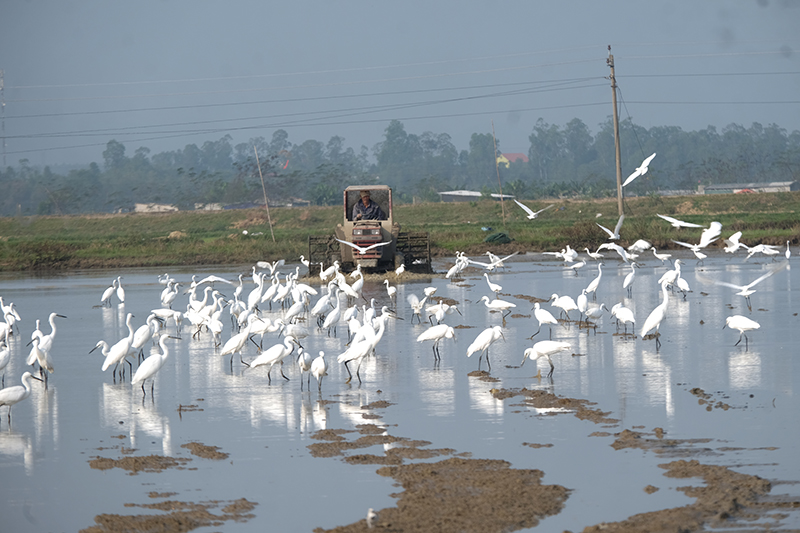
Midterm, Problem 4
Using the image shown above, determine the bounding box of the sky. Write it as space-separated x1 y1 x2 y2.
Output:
1 0 799 168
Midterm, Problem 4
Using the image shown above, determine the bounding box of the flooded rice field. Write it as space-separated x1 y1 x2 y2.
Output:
0 251 799 532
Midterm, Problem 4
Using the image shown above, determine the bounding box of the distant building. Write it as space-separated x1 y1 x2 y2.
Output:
698 181 800 194
134 203 178 213
496 153 529 168
195 203 223 211
438 190 515 202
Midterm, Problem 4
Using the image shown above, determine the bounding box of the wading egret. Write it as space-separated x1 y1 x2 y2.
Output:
131 335 176 397
479 295 516 320
311 351 328 392
724 315 760 350
531 302 559 339
520 340 571 378
0 372 42 425
641 281 670 351
249 336 299 383
466 326 504 371
416 324 456 364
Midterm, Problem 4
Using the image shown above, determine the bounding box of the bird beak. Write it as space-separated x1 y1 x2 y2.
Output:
31 375 43 383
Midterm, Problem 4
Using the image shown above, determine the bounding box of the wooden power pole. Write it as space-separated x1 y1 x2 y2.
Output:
607 46 624 217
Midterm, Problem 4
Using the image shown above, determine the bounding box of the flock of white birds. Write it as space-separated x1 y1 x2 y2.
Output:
0 172 794 426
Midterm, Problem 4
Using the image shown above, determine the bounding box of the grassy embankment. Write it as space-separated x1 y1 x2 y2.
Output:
0 192 797 272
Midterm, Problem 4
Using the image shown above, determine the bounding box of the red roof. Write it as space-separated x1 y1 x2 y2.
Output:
503 153 529 163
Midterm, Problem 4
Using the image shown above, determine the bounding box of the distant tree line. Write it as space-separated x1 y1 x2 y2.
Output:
0 117 798 216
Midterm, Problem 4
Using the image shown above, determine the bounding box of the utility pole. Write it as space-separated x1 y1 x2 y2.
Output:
607 47 623 217
0 70 5 167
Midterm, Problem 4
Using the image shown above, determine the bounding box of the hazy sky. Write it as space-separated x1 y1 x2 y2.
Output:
1 0 798 168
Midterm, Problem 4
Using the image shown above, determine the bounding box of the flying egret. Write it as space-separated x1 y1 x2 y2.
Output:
249 336 299 383
724 315 760 350
656 214 703 229
723 232 745 254
466 251 520 271
597 242 631 263
466 325 504 371
641 281 671 351
531 302 559 339
406 294 427 324
745 243 781 261
311 351 328 392
0 372 42 425
596 214 625 240
672 239 709 263
416 324 456 364
131 335 176 397
334 237 392 255
478 295 516 320
696 261 788 312
622 152 656 187
513 199 555 220
520 340 571 378
699 222 723 248
585 248 605 263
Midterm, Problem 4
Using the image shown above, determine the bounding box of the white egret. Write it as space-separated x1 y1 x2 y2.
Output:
549 293 578 321
220 315 262 369
520 340 571 378
406 294 427 324
131 314 160 361
786 241 791 261
584 264 603 300
416 324 456 364
115 276 126 304
584 303 608 331
567 260 586 276
395 263 405 277
696 261 788 312
622 152 656 187
610 303 635 335
0 372 42 425
641 281 671 351
724 315 760 350
672 240 709 264
596 214 624 240
100 279 117 307
311 351 328 392
513 199 555 220
651 248 672 264
532 302 559 339
334 237 392 255
337 337 374 384
297 348 313 391
321 294 342 337
658 259 683 289
478 295 516 320
0 342 10 387
466 325 504 371
249 336 299 383
29 336 54 387
466 251 520 271
131 335 176 397
101 312 135 381
656 214 703 229
484 273 502 295
745 243 781 261
723 232 745 254
383 279 397 305
597 242 631 263
623 263 637 297
585 247 605 263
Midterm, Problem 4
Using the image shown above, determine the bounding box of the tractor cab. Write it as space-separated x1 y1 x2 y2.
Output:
335 185 400 269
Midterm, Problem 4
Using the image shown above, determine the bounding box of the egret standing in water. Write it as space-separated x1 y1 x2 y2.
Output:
478 295 516 320
724 315 760 350
131 335 177 397
466 326 504 371
641 281 671 351
416 324 456 364
311 351 328 392
520 340 571 378
0 372 42 426
531 302 559 339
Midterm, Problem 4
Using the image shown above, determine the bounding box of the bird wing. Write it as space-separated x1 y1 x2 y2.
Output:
334 238 366 253
362 241 393 252
622 169 642 187
513 199 536 218
613 214 625 236
596 223 615 238
746 261 789 289
657 214 703 228
640 152 657 169
671 239 698 250
534 204 555 216
699 222 723 248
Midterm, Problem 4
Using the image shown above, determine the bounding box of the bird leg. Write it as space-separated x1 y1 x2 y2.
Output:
280 363 290 381
240 354 250 367
547 359 555 378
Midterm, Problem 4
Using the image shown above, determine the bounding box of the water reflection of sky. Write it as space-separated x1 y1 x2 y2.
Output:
0 256 798 531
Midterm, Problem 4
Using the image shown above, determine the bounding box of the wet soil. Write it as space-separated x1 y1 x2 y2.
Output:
312 386 800 533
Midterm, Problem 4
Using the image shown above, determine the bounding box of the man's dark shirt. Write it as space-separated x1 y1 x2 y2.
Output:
352 199 386 220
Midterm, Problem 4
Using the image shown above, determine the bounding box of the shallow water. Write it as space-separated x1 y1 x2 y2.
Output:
0 253 798 532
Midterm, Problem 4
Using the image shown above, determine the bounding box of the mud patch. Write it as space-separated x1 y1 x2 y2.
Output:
687 387 733 411
495 387 620 425
315 458 569 533
181 442 229 460
89 454 190 475
81 498 257 533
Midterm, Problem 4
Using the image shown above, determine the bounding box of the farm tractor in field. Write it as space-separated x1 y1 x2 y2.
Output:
308 185 432 274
